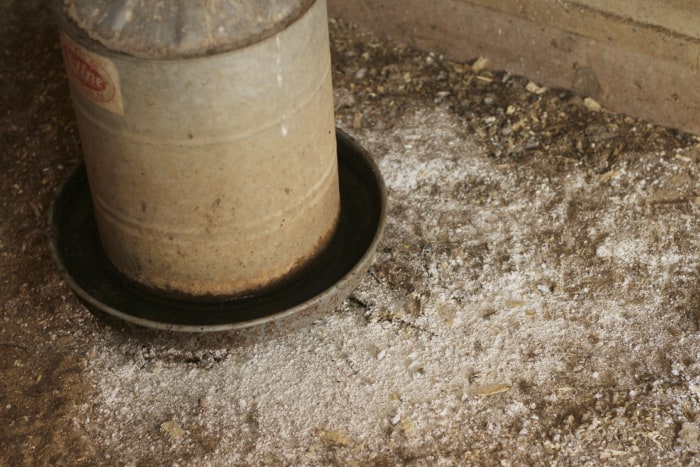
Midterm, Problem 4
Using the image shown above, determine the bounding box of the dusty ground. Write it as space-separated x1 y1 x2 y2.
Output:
2 1 700 465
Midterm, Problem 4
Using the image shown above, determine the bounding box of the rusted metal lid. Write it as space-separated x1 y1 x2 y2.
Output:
61 0 316 58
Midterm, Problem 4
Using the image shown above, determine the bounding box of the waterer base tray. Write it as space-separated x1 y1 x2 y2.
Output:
48 129 386 333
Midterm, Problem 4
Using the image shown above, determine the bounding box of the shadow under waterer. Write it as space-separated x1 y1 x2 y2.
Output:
50 0 386 333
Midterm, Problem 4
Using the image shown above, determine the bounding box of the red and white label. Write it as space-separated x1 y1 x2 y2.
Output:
60 33 124 115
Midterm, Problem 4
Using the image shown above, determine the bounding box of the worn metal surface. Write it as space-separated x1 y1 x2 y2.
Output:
58 0 340 297
62 0 316 58
48 130 387 333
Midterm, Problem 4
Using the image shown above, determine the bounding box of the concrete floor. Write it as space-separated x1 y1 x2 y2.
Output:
2 2 700 465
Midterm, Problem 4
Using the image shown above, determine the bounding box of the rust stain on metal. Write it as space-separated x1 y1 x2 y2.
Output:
60 0 340 298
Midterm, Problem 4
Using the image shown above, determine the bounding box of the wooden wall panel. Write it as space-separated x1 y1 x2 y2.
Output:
328 0 700 134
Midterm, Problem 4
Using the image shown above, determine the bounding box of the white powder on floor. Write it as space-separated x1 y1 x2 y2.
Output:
80 105 700 464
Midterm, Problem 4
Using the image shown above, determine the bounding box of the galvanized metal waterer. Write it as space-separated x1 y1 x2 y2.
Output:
50 0 387 332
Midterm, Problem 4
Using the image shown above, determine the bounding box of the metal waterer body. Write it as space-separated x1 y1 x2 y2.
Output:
58 0 340 298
